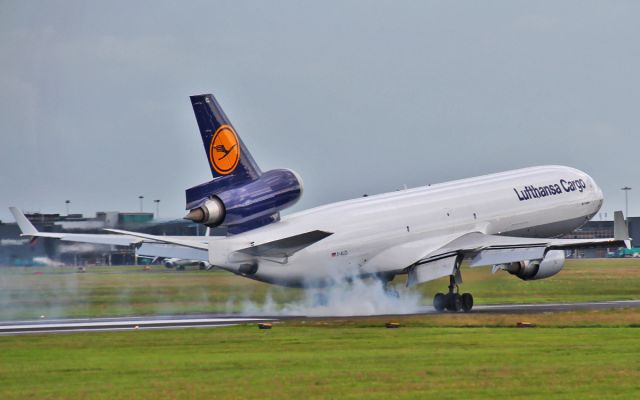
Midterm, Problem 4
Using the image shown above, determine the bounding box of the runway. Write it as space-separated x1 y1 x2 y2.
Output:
0 315 275 335
1 299 638 335
471 299 640 313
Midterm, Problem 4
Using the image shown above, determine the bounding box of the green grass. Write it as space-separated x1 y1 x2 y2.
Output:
1 258 639 319
0 323 638 399
1 259 639 398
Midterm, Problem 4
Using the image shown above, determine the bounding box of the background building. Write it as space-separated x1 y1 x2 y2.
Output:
0 211 225 266
558 217 639 258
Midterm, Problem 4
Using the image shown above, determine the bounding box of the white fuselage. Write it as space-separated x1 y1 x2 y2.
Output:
210 165 603 287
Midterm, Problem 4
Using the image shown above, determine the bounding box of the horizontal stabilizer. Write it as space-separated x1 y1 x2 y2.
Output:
236 230 333 258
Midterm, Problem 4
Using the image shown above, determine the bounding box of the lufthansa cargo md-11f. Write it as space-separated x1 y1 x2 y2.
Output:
11 94 629 312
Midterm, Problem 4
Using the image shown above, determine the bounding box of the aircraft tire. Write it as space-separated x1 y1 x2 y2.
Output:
446 293 462 312
433 293 446 312
461 293 474 312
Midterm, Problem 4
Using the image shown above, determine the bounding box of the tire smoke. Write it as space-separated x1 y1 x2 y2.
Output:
232 274 424 317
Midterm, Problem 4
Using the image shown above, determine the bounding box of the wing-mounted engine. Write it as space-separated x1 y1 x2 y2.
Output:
185 169 303 233
501 250 565 280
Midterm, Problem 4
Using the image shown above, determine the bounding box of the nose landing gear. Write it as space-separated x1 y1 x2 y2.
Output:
433 273 474 313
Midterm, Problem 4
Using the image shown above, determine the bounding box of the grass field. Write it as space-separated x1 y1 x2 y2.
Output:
1 258 639 320
0 320 639 399
0 259 639 399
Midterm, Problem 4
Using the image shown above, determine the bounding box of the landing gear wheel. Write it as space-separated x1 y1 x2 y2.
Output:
461 293 474 312
434 264 475 313
433 293 446 312
446 293 462 312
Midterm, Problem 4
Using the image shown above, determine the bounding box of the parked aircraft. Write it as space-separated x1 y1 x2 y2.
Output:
11 94 629 312
163 258 209 270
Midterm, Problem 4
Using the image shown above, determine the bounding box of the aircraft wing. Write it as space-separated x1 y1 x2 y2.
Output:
10 207 214 262
9 207 144 246
406 211 629 287
417 232 626 268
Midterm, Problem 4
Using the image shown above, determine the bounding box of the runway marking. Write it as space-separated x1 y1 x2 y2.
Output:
0 317 275 335
0 324 241 336
0 318 269 330
474 300 640 310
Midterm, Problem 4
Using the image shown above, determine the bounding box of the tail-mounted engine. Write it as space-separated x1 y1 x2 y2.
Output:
503 250 565 280
184 169 303 233
186 94 303 234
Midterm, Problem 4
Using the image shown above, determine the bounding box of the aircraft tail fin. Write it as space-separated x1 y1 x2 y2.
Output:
190 94 261 182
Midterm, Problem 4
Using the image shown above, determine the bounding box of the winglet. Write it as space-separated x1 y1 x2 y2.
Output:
613 210 631 248
9 207 38 236
614 211 629 240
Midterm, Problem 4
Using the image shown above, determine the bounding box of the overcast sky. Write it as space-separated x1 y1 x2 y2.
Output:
1 1 639 222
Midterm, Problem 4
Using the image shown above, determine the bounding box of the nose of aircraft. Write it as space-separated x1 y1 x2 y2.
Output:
591 176 603 200
586 173 604 211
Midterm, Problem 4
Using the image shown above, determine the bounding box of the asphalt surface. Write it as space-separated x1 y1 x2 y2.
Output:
1 299 638 335
471 299 640 313
0 316 275 335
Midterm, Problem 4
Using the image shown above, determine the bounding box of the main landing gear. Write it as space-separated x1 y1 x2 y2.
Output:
433 258 474 312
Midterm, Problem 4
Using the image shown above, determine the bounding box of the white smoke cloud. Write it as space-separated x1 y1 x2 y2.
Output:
232 274 424 317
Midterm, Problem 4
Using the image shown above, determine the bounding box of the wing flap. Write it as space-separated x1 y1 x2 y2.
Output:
105 229 208 250
137 243 209 262
470 247 547 267
407 255 458 287
58 234 143 246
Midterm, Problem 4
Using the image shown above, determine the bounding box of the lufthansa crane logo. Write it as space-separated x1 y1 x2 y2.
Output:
209 125 240 175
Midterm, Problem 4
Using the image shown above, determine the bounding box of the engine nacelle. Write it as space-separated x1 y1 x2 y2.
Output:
185 169 303 228
504 250 565 280
185 197 225 226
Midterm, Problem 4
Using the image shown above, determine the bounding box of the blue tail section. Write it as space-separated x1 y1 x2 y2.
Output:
190 94 261 182
186 94 304 234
